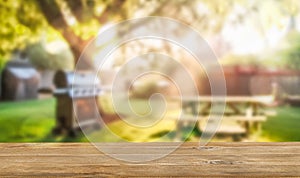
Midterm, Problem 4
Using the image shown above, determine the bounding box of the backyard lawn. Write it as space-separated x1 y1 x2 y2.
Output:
0 99 56 142
0 98 299 142
261 106 300 141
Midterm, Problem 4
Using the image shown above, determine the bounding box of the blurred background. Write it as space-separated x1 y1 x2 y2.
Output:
1 0 300 142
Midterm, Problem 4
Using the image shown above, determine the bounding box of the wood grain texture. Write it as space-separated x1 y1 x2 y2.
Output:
0 142 299 177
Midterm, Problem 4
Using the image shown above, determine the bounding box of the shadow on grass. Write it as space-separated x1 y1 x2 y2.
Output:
37 129 89 142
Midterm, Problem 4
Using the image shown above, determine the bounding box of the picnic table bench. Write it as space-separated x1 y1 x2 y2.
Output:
0 142 299 177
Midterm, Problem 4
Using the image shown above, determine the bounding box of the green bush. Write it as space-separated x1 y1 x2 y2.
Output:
26 42 74 70
130 80 160 98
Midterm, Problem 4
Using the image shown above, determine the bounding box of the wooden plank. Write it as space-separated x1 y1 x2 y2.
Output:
199 124 246 135
224 115 267 122
170 95 274 104
0 143 299 177
167 115 267 122
167 114 200 122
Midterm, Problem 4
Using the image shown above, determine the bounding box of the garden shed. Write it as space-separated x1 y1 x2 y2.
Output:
1 59 40 101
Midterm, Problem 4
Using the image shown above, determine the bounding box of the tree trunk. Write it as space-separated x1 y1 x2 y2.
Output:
36 0 92 70
60 28 92 70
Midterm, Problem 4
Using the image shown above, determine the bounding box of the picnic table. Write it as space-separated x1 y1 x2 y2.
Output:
171 95 274 116
0 142 299 177
169 96 275 140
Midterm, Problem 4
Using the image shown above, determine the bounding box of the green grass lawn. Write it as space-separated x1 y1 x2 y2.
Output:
261 106 300 141
0 98 300 142
0 98 56 142
0 98 180 142
0 98 91 142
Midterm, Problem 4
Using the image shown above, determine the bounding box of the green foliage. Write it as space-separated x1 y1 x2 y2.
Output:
220 53 261 66
0 55 9 71
260 54 285 69
1 0 300 70
256 31 300 70
0 0 46 57
130 80 161 99
26 42 74 70
279 31 300 70
71 19 100 41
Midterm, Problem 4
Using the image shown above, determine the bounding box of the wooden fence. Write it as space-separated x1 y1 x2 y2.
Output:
198 66 300 96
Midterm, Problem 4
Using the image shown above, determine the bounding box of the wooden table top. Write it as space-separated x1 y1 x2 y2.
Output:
0 142 299 177
170 95 274 104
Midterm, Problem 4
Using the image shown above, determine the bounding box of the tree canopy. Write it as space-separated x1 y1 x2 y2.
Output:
1 0 300 70
0 0 46 58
